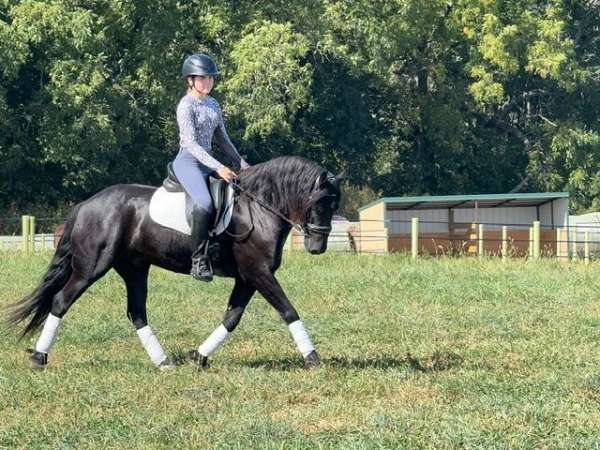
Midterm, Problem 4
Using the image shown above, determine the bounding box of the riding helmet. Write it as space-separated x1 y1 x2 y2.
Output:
181 53 219 78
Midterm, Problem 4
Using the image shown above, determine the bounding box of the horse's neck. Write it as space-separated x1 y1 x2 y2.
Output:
278 178 307 223
243 175 306 223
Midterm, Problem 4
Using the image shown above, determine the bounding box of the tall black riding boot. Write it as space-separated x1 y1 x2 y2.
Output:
190 208 213 282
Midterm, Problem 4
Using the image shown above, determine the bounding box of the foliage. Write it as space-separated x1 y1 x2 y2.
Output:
1 0 599 216
225 21 312 141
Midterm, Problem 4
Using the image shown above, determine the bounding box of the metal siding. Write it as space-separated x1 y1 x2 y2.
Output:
389 209 448 233
555 198 569 227
453 207 537 230
539 202 552 227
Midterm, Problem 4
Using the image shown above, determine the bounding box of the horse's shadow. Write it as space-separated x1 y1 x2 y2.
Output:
241 350 464 372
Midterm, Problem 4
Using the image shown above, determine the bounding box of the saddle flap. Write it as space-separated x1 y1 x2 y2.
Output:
163 162 185 193
209 177 228 212
212 183 236 236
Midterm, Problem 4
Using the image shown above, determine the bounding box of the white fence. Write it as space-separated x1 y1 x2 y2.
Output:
0 234 56 252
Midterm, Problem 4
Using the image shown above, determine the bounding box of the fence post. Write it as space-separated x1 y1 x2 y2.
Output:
528 227 533 259
572 226 578 261
411 217 419 259
478 223 484 258
502 226 508 261
29 216 36 252
533 221 540 260
21 215 30 253
556 228 562 261
585 230 590 265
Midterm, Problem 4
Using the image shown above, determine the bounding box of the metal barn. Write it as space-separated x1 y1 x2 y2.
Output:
357 192 570 255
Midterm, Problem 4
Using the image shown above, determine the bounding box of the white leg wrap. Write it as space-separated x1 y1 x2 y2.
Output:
198 324 230 357
288 320 315 357
35 313 62 354
136 326 168 366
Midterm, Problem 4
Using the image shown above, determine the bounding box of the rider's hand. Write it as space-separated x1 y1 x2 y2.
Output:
217 166 237 183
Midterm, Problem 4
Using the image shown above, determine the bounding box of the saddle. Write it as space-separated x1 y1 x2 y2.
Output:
148 163 235 236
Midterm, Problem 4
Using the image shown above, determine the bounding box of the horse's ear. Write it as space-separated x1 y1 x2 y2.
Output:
316 169 344 191
329 169 345 190
316 170 329 190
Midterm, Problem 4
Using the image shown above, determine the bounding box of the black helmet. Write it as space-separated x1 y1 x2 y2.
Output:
181 53 219 78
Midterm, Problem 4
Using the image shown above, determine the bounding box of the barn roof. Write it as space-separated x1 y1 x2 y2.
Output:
358 192 569 212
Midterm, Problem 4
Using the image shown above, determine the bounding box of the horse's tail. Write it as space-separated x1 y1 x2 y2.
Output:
6 208 78 339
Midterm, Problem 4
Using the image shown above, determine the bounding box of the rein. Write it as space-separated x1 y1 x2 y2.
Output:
231 180 333 237
231 181 307 235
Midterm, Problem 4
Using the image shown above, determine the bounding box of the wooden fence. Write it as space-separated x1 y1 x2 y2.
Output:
347 218 599 263
4 215 599 264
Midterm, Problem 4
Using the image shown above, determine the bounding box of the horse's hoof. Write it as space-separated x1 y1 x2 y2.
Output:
28 350 48 370
304 350 321 369
157 358 177 372
186 349 209 368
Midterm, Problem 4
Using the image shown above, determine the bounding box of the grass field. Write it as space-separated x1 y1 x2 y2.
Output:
1 252 600 449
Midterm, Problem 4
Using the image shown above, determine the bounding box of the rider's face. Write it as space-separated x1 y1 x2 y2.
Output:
189 75 214 95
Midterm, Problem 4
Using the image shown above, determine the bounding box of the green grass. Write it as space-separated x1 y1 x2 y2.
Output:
1 251 600 449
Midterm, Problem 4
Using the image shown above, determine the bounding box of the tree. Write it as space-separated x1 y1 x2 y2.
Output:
1 0 599 217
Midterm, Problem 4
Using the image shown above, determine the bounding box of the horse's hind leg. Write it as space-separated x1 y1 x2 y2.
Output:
30 239 114 369
30 271 100 369
114 263 170 370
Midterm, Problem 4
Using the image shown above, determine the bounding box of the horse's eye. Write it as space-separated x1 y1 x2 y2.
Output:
331 202 338 210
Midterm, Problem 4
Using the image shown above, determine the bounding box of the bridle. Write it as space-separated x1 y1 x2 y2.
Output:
231 177 337 237
302 175 339 235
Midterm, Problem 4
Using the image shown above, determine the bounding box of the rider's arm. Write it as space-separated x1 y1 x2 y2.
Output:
214 109 249 170
177 99 224 172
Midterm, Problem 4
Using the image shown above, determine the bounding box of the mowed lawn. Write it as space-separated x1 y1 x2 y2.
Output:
1 251 600 449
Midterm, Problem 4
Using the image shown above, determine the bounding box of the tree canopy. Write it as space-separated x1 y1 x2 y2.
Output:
1 0 599 217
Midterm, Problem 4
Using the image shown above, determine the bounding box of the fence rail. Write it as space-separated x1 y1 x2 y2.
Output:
0 215 64 253
342 217 600 262
4 214 600 263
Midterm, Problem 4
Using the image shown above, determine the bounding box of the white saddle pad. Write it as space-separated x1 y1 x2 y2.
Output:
148 186 235 236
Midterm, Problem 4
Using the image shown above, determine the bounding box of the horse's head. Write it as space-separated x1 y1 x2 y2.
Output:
303 170 344 254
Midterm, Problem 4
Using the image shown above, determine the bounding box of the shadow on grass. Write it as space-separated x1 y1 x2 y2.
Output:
242 350 464 372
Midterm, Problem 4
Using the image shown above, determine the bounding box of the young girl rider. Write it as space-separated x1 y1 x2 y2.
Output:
173 53 249 282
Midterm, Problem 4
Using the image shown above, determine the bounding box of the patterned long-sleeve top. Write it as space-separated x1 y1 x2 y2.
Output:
176 93 248 172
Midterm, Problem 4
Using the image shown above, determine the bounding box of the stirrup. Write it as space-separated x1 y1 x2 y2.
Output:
191 256 213 282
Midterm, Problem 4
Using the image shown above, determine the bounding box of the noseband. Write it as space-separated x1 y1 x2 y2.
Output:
304 222 332 235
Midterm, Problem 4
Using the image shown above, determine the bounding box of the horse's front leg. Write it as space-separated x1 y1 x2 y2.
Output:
189 277 255 367
250 268 320 368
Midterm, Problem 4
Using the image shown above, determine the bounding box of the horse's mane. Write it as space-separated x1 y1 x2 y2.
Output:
238 156 324 215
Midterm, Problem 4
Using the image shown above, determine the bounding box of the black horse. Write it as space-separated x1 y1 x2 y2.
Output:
7 156 343 369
